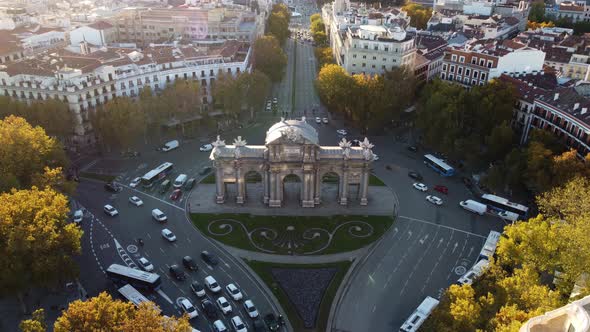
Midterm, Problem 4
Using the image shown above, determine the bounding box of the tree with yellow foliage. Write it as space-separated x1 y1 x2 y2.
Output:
19 308 47 332
53 292 191 332
402 2 433 30
0 186 82 295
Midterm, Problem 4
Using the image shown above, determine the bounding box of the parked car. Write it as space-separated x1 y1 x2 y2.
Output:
180 298 198 319
129 177 141 188
73 209 83 223
426 195 443 205
408 171 423 181
205 275 221 293
104 182 122 193
202 299 218 319
230 316 247 332
199 166 213 176
225 283 243 301
185 178 196 190
216 296 232 315
170 189 182 201
264 314 280 331
252 319 267 332
161 140 179 152
191 281 206 297
434 185 449 195
129 196 143 206
413 183 428 192
243 300 259 319
336 129 347 136
201 250 219 266
182 256 198 271
406 146 418 152
161 228 176 242
138 257 154 272
103 204 118 216
200 144 213 152
322 117 329 124
212 320 227 332
169 264 186 281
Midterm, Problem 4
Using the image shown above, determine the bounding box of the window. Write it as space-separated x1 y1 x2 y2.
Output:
374 45 378 50
449 74 454 80
487 60 493 68
450 65 455 73
481 73 486 80
441 73 446 80
384 47 388 51
479 59 485 66
372 64 375 68
465 69 471 76
442 64 447 71
451 54 457 61
373 56 376 60
459 56 465 63
473 71 479 78
352 63 356 67
363 55 366 59
353 54 357 58
362 63 366 67
458 67 463 75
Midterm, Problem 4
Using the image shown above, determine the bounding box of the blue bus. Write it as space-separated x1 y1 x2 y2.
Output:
423 154 455 176
480 194 529 219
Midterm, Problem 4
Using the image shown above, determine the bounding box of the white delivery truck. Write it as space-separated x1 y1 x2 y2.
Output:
173 174 188 188
459 199 487 215
161 140 179 152
399 296 440 332
457 259 490 285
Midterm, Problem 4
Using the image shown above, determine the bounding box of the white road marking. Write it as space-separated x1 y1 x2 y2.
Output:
372 305 377 313
157 289 173 304
160 247 165 254
118 184 184 211
399 215 487 238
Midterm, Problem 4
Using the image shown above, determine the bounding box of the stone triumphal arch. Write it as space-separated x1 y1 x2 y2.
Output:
209 118 376 207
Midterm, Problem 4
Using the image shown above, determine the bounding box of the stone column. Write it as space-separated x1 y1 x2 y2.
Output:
314 167 321 205
302 170 315 207
269 170 281 207
339 166 348 206
263 166 269 204
215 164 225 204
360 166 369 206
235 164 244 204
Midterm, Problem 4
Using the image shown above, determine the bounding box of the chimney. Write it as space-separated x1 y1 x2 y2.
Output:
582 107 588 114
574 102 580 110
554 92 559 101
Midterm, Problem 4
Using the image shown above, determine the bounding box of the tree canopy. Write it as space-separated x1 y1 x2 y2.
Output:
253 35 288 82
402 2 433 30
267 4 290 44
90 97 146 151
53 292 191 332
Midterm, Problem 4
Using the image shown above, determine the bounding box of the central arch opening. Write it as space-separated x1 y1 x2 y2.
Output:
321 171 340 202
282 173 302 207
244 170 263 204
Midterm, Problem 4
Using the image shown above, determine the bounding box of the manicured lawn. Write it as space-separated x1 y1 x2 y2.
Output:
246 260 352 332
369 174 386 186
79 172 116 183
200 173 216 184
190 213 394 255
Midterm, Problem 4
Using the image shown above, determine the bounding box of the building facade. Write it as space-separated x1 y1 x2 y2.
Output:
210 119 375 207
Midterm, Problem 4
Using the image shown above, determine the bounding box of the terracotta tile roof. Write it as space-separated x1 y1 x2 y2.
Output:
87 21 114 30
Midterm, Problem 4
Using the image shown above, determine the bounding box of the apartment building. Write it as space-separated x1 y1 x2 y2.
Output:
440 39 545 86
413 33 447 83
0 25 66 63
0 40 251 147
112 5 263 46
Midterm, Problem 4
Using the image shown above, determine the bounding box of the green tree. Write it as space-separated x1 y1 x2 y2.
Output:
310 13 322 24
90 97 146 152
237 70 271 119
312 31 328 45
0 186 83 296
253 36 288 82
402 2 433 30
20 308 47 332
314 47 334 67
54 292 191 332
524 141 554 192
161 80 202 134
485 122 515 163
528 1 546 22
212 71 243 120
267 4 290 44
316 64 354 115
0 116 68 192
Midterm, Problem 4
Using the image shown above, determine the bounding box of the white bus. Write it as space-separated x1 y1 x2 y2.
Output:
423 154 455 176
480 194 529 219
141 162 174 188
457 259 490 286
106 264 161 290
117 284 158 310
478 231 501 261
399 296 440 332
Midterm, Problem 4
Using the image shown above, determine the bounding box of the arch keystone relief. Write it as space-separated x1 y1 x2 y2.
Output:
209 119 376 208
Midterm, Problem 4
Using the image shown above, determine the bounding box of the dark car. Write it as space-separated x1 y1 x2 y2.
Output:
263 314 280 331
104 182 121 193
408 171 423 181
407 145 418 152
200 250 218 266
434 185 449 195
252 319 268 332
201 299 218 319
199 166 212 176
170 189 182 201
169 264 186 281
182 256 198 271
184 178 196 190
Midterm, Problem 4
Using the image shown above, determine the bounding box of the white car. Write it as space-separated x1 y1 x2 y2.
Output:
322 117 329 124
205 275 222 293
200 144 213 152
426 195 443 206
336 129 347 136
230 316 247 332
73 209 83 223
129 177 141 188
225 283 243 301
129 196 143 206
161 228 176 242
213 320 227 332
216 296 232 315
372 154 379 161
315 117 321 124
413 183 428 192
138 257 154 272
180 298 198 319
103 204 118 216
243 300 259 318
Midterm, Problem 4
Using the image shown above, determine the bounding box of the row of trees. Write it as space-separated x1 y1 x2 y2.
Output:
212 70 271 120
252 4 290 82
424 176 590 331
402 2 433 30
316 64 417 133
528 1 590 34
267 3 291 45
310 14 328 46
21 293 191 332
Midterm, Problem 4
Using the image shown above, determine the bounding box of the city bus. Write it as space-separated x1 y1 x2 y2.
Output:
106 264 161 291
423 154 455 176
478 231 501 261
117 284 159 311
480 194 529 219
141 162 174 188
399 296 440 332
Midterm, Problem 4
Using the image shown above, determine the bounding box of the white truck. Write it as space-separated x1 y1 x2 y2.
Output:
161 140 179 152
459 199 487 215
399 296 440 332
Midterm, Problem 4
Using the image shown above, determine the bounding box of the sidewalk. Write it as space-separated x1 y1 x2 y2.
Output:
226 245 364 264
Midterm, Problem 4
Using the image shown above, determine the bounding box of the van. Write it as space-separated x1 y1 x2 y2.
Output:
399 296 440 332
459 199 487 215
159 180 171 193
173 174 187 188
152 208 167 222
457 259 490 286
161 140 179 152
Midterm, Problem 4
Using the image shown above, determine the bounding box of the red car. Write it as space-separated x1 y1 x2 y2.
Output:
434 185 448 195
170 189 182 201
